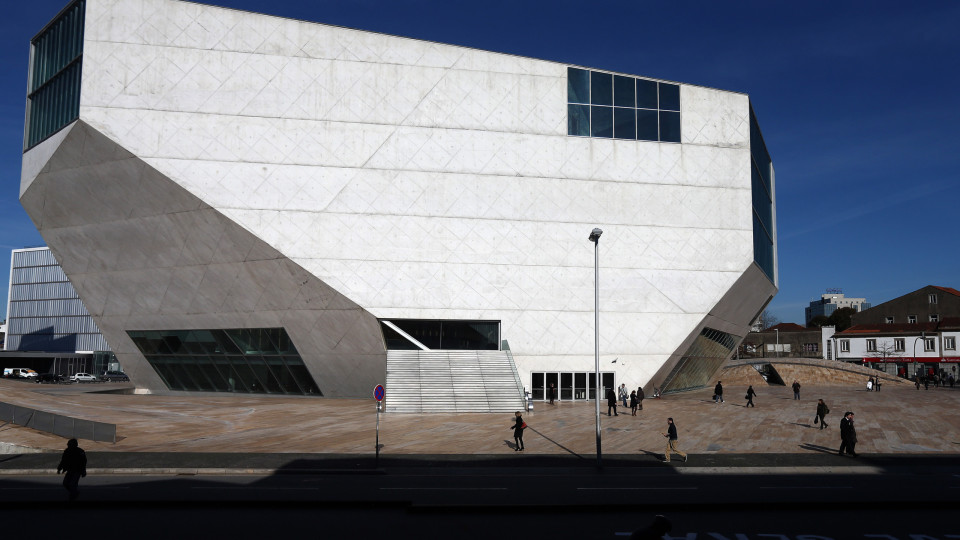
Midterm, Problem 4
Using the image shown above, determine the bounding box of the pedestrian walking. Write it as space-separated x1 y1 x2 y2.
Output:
815 398 830 429
607 387 619 416
630 390 638 416
866 378 873 391
57 438 86 501
661 418 687 463
713 381 724 404
874 376 881 392
745 385 756 407
548 383 556 405
792 380 802 400
636 386 645 410
838 411 858 457
619 383 629 408
510 411 526 451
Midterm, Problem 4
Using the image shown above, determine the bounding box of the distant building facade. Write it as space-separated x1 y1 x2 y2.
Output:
805 292 870 325
5 247 110 353
740 323 836 361
850 286 960 326
834 286 960 379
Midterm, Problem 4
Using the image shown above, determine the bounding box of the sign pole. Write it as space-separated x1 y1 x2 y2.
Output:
373 384 384 468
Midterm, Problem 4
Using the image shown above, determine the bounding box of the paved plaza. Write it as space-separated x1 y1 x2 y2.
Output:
2 378 958 458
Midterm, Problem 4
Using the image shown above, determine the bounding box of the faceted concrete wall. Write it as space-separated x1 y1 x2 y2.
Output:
21 0 775 394
21 121 385 397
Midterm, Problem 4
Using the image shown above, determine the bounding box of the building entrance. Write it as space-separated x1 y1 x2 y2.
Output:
530 371 614 401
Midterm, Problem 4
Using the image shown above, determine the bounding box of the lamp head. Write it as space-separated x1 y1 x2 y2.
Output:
588 228 603 243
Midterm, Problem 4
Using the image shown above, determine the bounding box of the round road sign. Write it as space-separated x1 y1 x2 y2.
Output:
374 384 384 402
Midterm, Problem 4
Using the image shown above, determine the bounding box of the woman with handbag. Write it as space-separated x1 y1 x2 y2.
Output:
815 399 830 430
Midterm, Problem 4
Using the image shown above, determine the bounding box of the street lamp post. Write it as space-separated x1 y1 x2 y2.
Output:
913 332 927 379
775 328 780 358
588 227 603 469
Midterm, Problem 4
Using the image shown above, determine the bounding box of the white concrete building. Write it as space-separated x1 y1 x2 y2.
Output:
19 0 777 402
805 292 870 325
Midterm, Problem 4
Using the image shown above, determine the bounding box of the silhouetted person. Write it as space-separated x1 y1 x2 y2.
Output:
630 390 638 416
792 380 802 400
636 386 645 410
839 411 858 457
631 514 673 539
606 388 618 416
548 383 556 405
510 411 526 451
713 381 724 404
57 438 86 500
745 385 756 407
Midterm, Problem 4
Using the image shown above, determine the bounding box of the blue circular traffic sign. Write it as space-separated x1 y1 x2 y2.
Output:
374 384 384 402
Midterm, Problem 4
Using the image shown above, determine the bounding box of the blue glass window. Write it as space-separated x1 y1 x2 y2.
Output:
659 83 680 111
637 109 658 141
567 67 590 104
750 105 776 283
591 106 613 138
26 0 85 150
613 75 635 108
659 111 681 143
614 108 636 140
567 67 680 143
590 72 613 106
636 79 658 109
568 104 590 136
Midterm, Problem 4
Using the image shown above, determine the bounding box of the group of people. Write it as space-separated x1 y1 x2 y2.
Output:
613 383 646 416
866 376 881 391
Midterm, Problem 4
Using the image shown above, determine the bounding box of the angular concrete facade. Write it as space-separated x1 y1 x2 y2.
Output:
21 0 777 397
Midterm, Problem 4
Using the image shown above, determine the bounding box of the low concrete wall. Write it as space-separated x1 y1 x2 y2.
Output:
719 358 911 388
0 401 116 443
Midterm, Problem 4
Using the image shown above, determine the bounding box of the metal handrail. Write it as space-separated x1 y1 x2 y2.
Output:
501 340 527 406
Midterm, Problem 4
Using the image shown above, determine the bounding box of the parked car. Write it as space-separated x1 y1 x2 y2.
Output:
100 371 130 382
36 373 66 384
70 373 98 383
3 368 38 379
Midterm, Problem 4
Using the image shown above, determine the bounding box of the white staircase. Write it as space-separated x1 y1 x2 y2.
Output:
385 350 526 413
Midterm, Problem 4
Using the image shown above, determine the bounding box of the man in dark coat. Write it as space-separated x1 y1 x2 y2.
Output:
606 387 618 416
839 411 858 457
792 380 802 400
636 386 645 410
713 381 724 404
57 438 87 500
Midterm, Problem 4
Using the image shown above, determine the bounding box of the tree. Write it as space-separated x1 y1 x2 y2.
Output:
807 315 831 328
756 310 780 331
828 307 857 332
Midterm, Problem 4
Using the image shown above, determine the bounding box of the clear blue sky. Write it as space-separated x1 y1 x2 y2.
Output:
2 0 958 325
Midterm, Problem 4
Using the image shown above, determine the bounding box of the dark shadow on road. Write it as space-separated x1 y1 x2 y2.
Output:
503 439 518 451
639 449 664 462
799 443 838 455
527 427 584 459
789 422 814 429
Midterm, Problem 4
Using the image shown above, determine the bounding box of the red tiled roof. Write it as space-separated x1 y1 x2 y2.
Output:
932 286 960 297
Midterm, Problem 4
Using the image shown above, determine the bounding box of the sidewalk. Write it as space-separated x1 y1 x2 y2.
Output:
1 379 959 465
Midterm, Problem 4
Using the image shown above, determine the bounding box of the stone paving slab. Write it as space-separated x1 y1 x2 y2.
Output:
1 379 958 459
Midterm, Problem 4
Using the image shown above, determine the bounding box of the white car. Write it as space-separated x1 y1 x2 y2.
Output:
70 373 98 383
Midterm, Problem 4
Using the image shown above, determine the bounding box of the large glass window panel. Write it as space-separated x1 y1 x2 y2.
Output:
285 361 322 395
441 321 499 350
247 358 284 394
567 67 590 104
602 373 615 396
614 107 636 140
229 356 265 394
568 104 590 136
637 109 658 141
660 111 681 143
659 83 680 111
546 372 558 400
381 323 421 350
613 75 635 107
574 373 586 400
267 357 301 394
560 372 573 400
588 372 597 400
168 360 201 391
181 358 217 391
198 361 231 392
636 79 658 109
591 106 613 138
390 320 442 349
590 72 612 106
532 372 544 400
